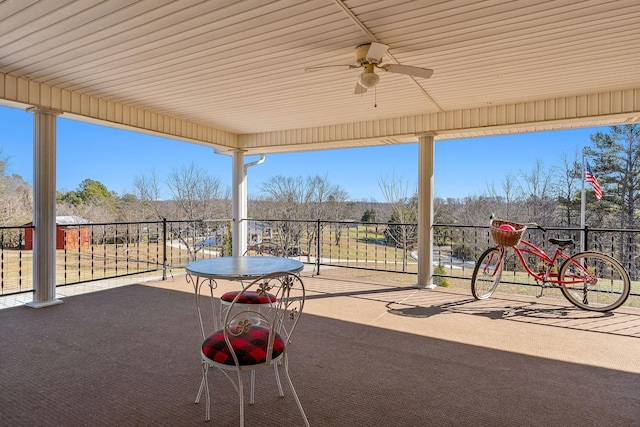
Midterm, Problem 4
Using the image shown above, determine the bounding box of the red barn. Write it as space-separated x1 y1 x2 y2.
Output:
24 216 90 250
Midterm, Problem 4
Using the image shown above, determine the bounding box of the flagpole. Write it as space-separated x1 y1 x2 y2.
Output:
580 149 586 252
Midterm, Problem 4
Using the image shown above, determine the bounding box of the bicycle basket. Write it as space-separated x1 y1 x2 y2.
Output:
490 219 526 247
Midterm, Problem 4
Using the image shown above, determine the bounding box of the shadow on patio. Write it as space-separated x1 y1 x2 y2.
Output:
1 268 639 426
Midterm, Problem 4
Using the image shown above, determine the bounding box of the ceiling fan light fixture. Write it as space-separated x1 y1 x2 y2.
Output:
358 71 379 88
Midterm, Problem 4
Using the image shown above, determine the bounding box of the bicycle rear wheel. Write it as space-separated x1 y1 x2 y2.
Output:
471 247 504 299
558 251 631 312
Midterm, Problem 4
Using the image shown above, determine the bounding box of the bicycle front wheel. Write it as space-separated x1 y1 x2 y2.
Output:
558 251 631 312
471 247 504 299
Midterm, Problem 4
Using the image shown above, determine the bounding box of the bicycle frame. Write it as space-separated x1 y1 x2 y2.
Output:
506 239 573 286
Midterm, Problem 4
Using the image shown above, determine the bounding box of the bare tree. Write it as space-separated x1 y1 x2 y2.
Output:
165 162 230 260
167 163 227 220
500 173 521 219
256 174 352 260
0 172 32 227
302 174 353 247
518 159 557 224
484 173 520 219
378 173 417 269
554 150 582 227
132 169 166 220
0 151 32 228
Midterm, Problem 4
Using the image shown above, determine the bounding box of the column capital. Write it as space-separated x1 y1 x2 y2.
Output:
27 107 62 116
416 131 437 138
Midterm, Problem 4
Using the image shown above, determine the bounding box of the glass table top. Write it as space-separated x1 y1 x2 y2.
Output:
185 256 304 280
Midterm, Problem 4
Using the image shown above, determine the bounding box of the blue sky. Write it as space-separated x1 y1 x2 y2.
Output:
0 105 605 201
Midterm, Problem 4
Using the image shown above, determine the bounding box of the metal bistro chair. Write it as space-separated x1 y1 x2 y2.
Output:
215 245 297 404
194 271 310 426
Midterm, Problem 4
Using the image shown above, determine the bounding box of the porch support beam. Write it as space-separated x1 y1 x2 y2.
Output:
416 132 437 289
237 88 640 155
26 108 62 308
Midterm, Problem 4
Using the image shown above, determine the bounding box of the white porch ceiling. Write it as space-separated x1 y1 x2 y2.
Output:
1 0 639 154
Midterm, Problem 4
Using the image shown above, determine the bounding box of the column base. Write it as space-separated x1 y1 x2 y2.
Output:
413 283 437 290
25 298 64 308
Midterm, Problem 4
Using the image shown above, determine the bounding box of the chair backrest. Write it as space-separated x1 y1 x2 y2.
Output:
222 271 305 367
194 276 220 340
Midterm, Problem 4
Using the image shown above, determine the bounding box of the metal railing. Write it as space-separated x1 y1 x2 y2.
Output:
2 219 638 306
0 220 230 296
246 219 639 306
0 225 32 294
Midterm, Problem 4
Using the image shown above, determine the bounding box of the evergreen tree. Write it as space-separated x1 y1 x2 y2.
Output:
586 124 640 278
361 208 377 223
586 124 640 229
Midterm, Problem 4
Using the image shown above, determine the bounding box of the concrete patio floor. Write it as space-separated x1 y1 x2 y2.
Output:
1 265 638 426
152 265 640 375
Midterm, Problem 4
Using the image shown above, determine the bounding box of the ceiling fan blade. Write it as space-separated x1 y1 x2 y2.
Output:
365 42 389 63
354 81 367 94
305 64 358 72
380 64 433 79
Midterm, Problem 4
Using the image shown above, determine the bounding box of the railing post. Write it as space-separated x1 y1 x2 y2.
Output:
162 218 167 281
316 219 321 276
583 225 589 252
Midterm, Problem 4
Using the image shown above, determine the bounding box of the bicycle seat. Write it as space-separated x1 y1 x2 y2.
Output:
548 238 575 248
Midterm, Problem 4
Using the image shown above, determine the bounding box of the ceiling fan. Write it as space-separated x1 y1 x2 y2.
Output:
305 42 433 94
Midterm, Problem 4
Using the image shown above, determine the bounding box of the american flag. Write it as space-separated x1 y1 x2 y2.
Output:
585 161 602 200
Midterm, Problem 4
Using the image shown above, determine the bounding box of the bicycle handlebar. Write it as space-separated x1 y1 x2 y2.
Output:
523 222 547 233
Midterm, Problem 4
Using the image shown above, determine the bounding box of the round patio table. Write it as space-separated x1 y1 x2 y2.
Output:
185 256 303 281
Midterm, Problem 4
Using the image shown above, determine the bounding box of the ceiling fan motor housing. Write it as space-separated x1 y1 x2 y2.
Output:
355 43 382 65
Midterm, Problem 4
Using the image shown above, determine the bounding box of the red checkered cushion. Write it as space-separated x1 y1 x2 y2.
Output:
220 290 276 304
202 325 284 366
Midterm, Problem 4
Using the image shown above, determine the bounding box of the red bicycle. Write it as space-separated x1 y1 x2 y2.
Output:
471 218 631 312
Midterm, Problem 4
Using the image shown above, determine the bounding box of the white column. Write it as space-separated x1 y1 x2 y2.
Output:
231 150 247 256
26 108 63 308
416 132 437 289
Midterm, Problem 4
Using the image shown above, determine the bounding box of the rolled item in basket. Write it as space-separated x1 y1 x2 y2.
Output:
491 220 525 247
